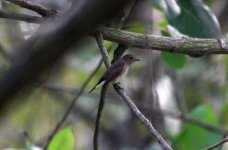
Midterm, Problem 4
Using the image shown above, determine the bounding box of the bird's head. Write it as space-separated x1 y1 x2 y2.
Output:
121 54 140 65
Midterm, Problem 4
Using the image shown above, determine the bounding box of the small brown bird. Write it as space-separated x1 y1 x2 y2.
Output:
89 54 140 93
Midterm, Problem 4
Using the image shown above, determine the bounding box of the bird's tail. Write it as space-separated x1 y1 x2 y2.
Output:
89 79 105 93
89 85 97 93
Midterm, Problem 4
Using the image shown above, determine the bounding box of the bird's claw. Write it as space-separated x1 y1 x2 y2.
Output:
115 83 124 91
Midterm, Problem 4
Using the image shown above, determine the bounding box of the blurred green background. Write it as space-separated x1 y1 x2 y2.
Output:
1 0 228 149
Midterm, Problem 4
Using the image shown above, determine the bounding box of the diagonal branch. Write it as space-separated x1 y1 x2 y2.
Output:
93 82 109 150
0 10 41 23
43 59 103 150
97 34 173 150
113 86 172 150
5 0 58 17
111 0 138 64
92 33 111 150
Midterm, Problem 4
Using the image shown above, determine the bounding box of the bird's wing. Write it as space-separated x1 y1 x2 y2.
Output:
89 60 125 93
104 60 125 82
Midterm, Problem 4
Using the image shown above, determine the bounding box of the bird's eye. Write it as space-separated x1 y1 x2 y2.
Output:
130 57 133 59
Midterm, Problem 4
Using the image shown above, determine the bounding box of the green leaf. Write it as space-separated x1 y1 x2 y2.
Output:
159 20 169 28
161 52 187 69
168 0 221 38
173 105 222 150
48 127 75 150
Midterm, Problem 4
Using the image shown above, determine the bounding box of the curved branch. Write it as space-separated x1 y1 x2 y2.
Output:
43 59 103 149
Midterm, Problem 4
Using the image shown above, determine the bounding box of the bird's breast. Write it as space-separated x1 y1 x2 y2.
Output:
111 66 129 83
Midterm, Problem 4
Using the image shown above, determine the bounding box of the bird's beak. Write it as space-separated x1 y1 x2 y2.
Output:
134 58 140 61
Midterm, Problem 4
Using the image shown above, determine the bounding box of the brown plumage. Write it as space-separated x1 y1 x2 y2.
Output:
89 54 140 93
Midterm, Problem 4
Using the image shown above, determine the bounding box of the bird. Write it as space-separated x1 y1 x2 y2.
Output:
89 54 140 93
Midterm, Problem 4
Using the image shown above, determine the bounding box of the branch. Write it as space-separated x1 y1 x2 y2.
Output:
97 35 173 150
43 59 102 149
111 0 138 64
204 138 228 150
99 27 228 55
92 33 111 150
93 82 109 150
95 33 110 68
5 0 58 17
0 10 41 23
113 86 172 150
1 1 228 56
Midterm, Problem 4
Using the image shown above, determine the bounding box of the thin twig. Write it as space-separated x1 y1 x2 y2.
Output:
93 33 111 150
98 35 173 150
121 0 138 27
93 82 109 150
0 10 41 23
111 0 138 64
95 33 110 68
43 60 103 150
5 0 58 17
204 138 228 150
114 86 172 150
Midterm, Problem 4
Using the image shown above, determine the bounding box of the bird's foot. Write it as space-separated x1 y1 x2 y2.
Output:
115 83 124 91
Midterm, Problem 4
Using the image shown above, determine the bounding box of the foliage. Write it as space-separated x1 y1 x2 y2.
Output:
48 127 75 150
0 0 227 150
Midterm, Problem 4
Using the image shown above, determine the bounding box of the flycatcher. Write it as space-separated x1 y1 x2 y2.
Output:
89 54 140 93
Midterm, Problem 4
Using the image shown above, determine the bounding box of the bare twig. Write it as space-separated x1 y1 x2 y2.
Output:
92 33 111 150
43 60 103 149
98 36 173 150
5 0 58 17
204 138 228 150
121 0 138 27
95 33 110 68
113 86 172 150
93 82 109 150
111 0 138 64
0 10 41 23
